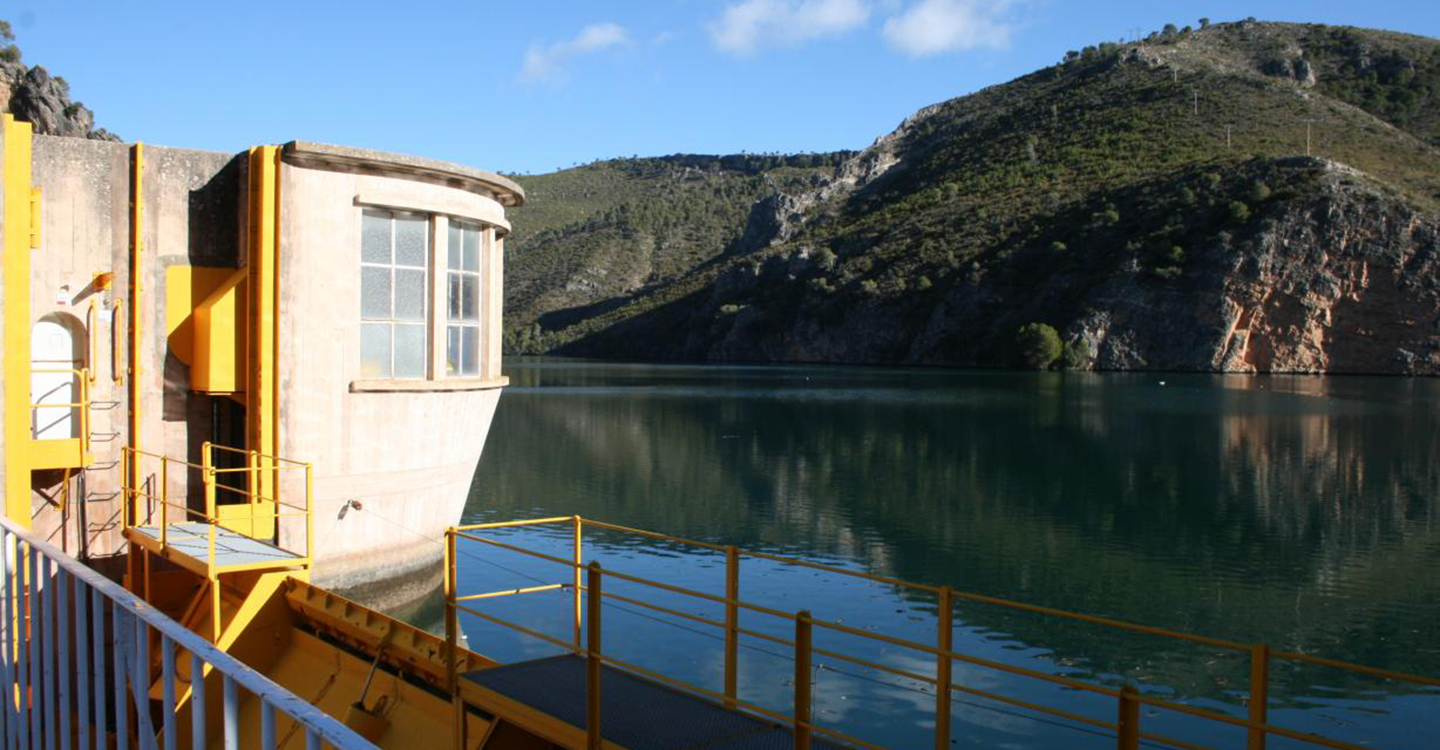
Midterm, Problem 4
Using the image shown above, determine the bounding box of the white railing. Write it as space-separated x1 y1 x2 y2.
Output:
0 517 378 750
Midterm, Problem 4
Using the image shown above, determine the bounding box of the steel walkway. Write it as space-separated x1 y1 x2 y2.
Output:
460 654 845 750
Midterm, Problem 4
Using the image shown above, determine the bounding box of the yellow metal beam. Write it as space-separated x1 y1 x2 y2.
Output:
127 143 144 525
246 146 280 537
3 114 34 525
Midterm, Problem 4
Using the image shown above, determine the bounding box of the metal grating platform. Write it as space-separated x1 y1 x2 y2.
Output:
130 522 300 568
462 654 844 750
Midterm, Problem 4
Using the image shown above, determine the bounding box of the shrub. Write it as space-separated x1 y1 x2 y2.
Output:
1050 240 1068 252
1249 181 1272 203
1179 187 1196 205
0 45 19 63
1202 172 1222 188
1154 266 1183 280
814 247 838 271
860 279 879 296
916 275 933 291
1227 200 1252 223
1062 338 1092 369
1016 323 1062 370
719 304 744 315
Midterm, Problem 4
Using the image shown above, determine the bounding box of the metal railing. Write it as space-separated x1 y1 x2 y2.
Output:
121 441 314 572
444 516 1440 750
30 367 91 463
0 515 377 750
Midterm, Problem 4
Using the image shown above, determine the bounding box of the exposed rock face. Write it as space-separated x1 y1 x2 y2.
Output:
0 62 119 141
1061 161 1440 374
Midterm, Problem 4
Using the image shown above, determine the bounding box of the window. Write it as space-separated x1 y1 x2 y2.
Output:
447 222 482 376
360 209 428 378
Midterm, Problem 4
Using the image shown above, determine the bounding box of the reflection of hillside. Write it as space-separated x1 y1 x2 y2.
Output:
471 363 1440 698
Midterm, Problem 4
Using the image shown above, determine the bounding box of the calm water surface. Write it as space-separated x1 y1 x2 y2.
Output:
445 359 1440 749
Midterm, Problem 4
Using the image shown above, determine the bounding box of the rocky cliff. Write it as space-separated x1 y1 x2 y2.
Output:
506 20 1440 374
0 30 118 140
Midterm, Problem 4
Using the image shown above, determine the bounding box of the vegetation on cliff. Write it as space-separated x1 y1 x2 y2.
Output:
505 20 1440 374
0 20 118 141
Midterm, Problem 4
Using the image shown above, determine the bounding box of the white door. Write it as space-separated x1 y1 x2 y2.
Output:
32 319 80 440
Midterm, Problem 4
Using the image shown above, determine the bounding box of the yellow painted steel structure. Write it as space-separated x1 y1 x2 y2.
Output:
123 441 313 644
246 145 281 535
2 114 35 525
445 516 1440 750
191 268 248 394
127 142 144 524
28 367 92 469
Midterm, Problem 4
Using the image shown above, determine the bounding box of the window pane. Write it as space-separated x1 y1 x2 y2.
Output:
361 267 391 320
448 223 462 271
395 268 426 322
462 326 479 375
461 275 478 321
463 228 480 272
361 324 391 379
446 326 461 376
395 216 427 267
362 211 391 264
394 325 426 378
447 273 462 321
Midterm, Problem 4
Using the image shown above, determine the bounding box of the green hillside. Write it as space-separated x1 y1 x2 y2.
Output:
505 20 1440 373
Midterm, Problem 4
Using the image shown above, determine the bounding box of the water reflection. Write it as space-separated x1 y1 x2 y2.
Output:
439 360 1439 748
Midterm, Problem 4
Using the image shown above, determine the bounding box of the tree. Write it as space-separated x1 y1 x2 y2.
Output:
1062 338 1092 369
1199 17 1211 28
1016 323 1062 370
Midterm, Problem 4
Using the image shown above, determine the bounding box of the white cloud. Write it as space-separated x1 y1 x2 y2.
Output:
520 23 629 83
882 0 1014 57
709 0 871 55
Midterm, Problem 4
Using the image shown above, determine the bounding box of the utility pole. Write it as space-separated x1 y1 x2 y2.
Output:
1301 119 1315 156
1192 88 1199 116
1225 123 1233 149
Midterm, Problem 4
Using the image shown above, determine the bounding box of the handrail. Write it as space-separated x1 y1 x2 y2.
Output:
121 444 314 572
29 367 91 466
445 517 1439 750
0 516 377 750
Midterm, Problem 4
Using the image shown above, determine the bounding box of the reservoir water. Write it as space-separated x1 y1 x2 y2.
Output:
445 358 1440 749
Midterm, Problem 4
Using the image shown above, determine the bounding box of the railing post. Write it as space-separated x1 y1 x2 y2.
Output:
304 463 314 562
1117 685 1140 750
724 545 740 708
445 529 464 750
573 516 583 651
587 562 602 750
248 450 260 538
203 443 219 642
1249 644 1270 750
794 610 812 750
160 458 169 549
935 586 953 750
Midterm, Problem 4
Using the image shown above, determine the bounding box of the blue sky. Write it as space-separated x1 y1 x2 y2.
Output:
9 1 1438 174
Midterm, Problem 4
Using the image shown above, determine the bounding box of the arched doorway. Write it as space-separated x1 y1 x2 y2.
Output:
31 313 87 440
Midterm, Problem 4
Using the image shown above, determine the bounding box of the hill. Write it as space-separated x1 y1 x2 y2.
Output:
504 20 1440 374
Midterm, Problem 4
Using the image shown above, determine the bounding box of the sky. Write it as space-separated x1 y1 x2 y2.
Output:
8 1 1439 175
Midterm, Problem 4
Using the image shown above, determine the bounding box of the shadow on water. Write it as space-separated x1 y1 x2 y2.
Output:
380 359 1440 749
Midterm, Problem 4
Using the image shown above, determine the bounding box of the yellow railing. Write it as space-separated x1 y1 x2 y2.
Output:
30 367 91 467
443 517 1440 750
121 441 314 574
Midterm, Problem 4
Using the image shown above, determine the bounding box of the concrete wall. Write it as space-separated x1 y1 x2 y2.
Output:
27 136 242 559
276 154 510 589
18 135 517 592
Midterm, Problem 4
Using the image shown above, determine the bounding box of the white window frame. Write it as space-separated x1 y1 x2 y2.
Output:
359 208 430 379
446 220 485 377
